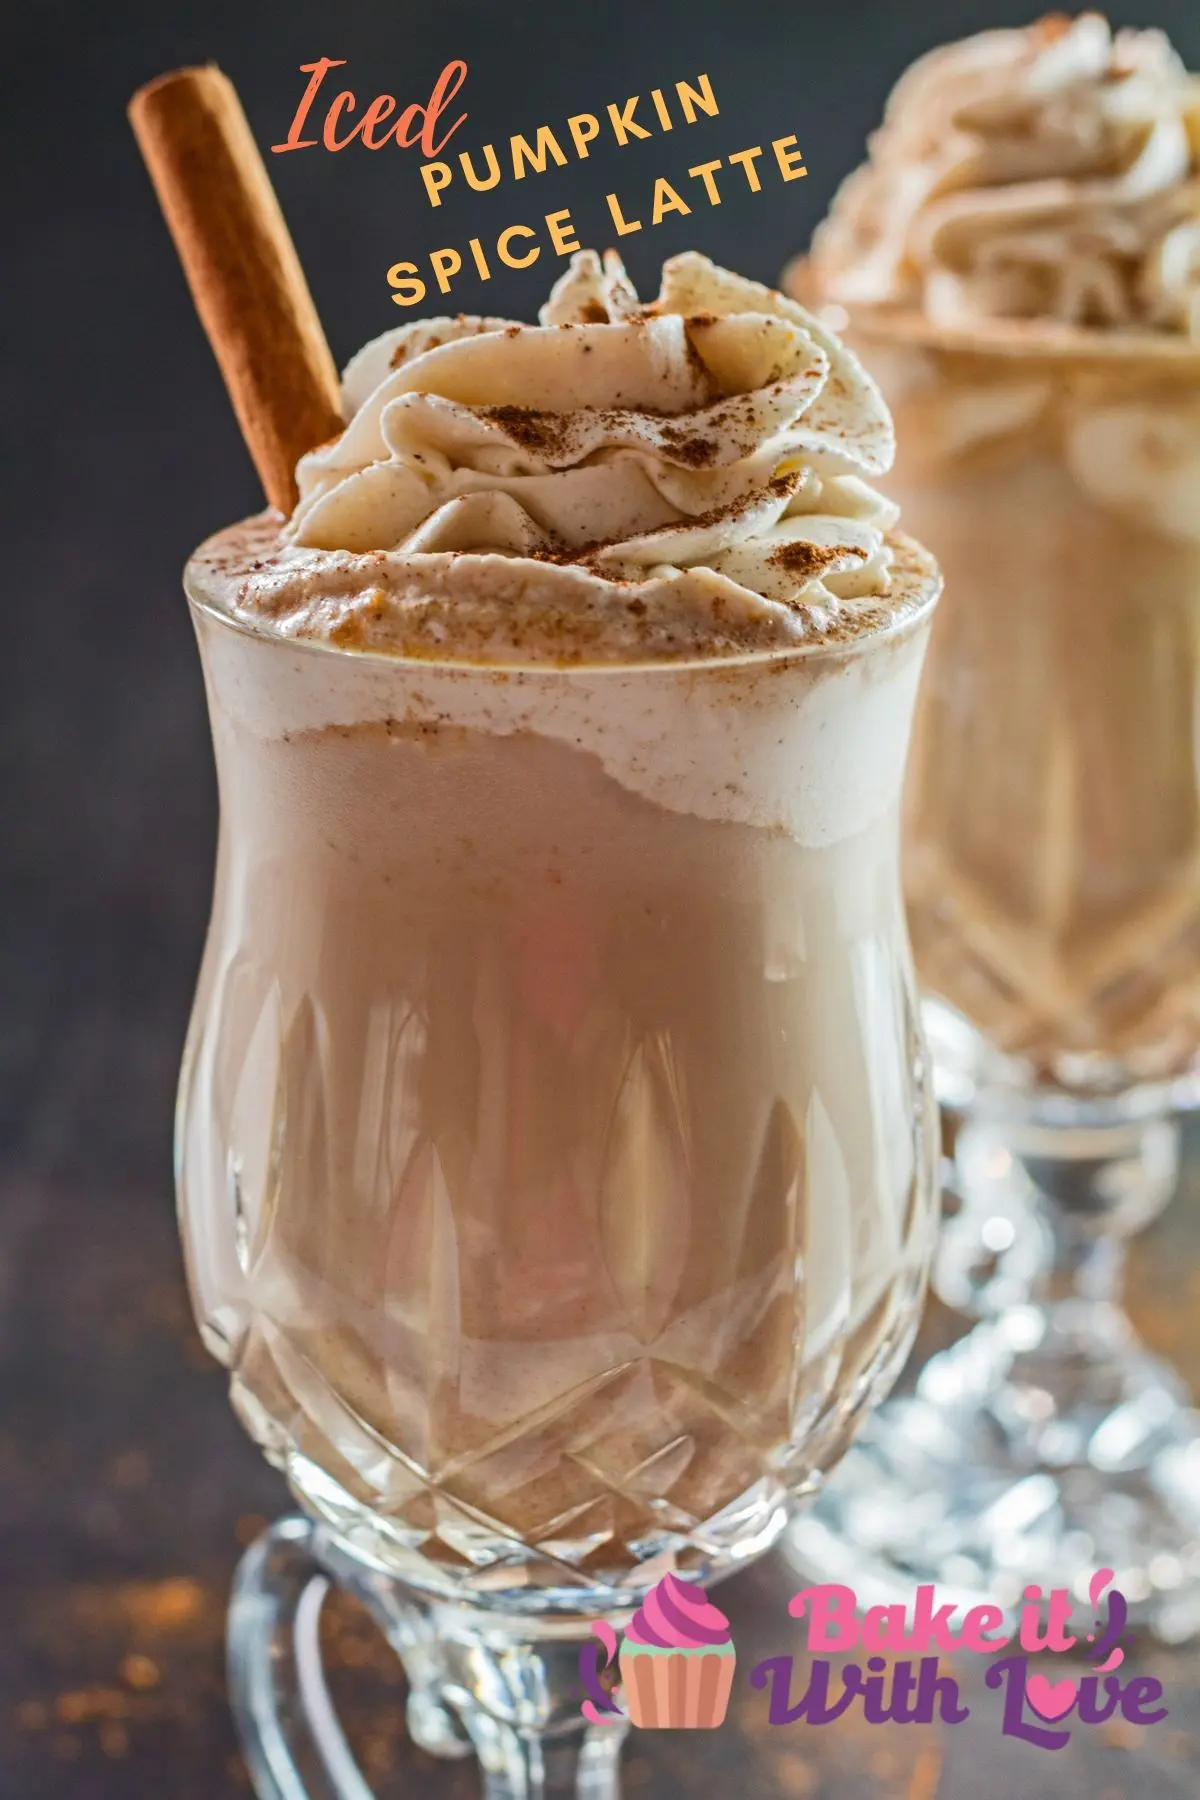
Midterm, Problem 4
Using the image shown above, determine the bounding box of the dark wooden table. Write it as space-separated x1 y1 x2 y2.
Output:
3 992 1200 1800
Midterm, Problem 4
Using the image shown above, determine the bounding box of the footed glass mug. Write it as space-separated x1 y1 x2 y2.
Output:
789 305 1200 1638
176 558 939 1799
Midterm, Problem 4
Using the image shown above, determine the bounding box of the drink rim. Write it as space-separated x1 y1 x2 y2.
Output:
182 531 941 681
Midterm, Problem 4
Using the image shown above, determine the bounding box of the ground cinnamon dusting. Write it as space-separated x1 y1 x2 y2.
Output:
478 405 572 459
390 336 443 367
657 425 719 466
768 541 863 577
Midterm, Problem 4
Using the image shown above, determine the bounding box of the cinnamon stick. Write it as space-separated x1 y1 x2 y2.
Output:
129 65 343 514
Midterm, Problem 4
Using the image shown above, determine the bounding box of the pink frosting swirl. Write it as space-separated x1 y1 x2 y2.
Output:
624 1575 732 1648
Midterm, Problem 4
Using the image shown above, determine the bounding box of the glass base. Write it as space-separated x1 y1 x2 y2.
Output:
788 1311 1200 1642
227 1515 634 1799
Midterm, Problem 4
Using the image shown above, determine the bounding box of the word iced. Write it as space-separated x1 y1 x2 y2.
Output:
272 57 469 158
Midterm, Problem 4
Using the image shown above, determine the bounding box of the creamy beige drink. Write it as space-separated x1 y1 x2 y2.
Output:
800 14 1200 1093
177 252 940 1599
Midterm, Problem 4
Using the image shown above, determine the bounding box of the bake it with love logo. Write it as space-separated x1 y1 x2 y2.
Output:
580 1568 1167 1749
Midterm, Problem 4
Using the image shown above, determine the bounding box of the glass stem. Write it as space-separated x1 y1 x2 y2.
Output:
954 1111 1181 1348
1041 1195 1123 1310
439 1629 628 1800
462 1712 625 1800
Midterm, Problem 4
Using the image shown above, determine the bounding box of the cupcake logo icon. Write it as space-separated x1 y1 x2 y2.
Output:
580 1575 737 1730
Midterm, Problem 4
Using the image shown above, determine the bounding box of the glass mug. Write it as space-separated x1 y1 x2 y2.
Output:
788 296 1200 1638
176 558 939 1798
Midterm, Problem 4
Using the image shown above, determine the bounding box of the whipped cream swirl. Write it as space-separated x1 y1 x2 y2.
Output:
205 252 929 664
811 13 1200 334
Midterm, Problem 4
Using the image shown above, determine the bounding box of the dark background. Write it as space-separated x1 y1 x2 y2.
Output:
6 3 1200 1795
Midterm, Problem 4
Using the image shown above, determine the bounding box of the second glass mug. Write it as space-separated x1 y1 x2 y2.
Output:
788 301 1200 1637
175 562 940 1799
